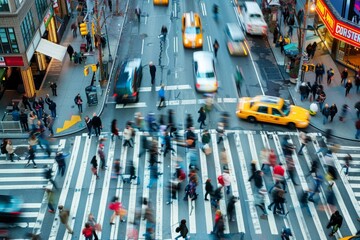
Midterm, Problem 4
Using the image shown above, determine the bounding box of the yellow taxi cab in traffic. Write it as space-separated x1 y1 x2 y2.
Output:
236 95 310 129
339 235 360 240
182 12 203 48
153 0 168 6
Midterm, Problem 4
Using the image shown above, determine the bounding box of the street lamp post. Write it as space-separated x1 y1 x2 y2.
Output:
102 6 113 63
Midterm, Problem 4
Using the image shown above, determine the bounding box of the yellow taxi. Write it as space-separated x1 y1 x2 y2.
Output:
339 236 360 240
153 0 168 6
236 95 310 129
182 12 203 48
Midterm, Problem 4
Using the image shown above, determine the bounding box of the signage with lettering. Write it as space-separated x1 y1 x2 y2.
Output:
43 7 54 28
316 0 360 48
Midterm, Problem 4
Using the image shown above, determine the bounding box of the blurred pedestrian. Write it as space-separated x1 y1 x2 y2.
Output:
356 119 360 139
45 188 55 213
281 227 293 240
109 196 126 224
135 6 141 23
163 131 175 157
269 163 286 192
298 131 311 155
200 130 211 155
305 160 319 178
260 148 270 173
222 168 231 194
315 63 325 84
212 210 225 237
85 116 92 138
43 165 57 189
71 22 77 38
216 122 225 144
6 140 14 162
20 111 29 132
92 113 102 137
322 104 330 125
158 84 166 109
255 188 267 218
25 145 37 168
327 68 334 85
175 219 190 240
249 169 264 191
329 104 338 122
111 119 120 141
50 82 57 96
327 211 343 237
147 164 162 188
204 178 213 201
149 62 156 85
355 101 360 119
55 151 69 177
355 73 360 93
22 95 32 111
273 24 279 44
339 104 350 122
210 186 223 209
82 223 93 240
341 68 348 86
308 175 323 202
197 106 207 129
90 155 100 179
88 213 100 240
98 143 107 170
123 124 134 148
108 0 112 12
67 44 74 59
58 205 73 234
299 189 311 216
306 44 312 59
310 41 317 58
227 196 237 222
297 9 304 25
74 93 83 113
345 79 353 96
286 155 299 185
213 40 219 58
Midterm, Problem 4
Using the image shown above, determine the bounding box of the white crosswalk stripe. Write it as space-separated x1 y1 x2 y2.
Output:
40 131 358 239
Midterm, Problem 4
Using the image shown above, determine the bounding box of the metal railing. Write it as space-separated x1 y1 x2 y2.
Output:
0 112 22 133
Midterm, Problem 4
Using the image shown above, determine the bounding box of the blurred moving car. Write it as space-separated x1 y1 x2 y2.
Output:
153 0 169 6
225 23 248 56
238 1 267 36
182 12 203 48
0 195 23 223
339 236 360 240
193 51 218 93
114 58 142 104
236 95 310 129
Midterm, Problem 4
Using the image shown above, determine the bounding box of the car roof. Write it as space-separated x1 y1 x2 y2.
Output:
251 95 283 106
117 58 141 88
193 51 214 72
226 23 245 41
243 2 263 14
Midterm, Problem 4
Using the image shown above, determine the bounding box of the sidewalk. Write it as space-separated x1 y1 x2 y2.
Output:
0 1 126 138
267 9 360 141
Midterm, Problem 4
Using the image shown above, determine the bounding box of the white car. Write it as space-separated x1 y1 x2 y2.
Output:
239 1 267 36
193 51 218 92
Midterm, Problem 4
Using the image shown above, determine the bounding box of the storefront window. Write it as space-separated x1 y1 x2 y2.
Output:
317 23 334 51
35 0 48 22
20 11 36 49
338 43 360 69
0 0 9 12
0 28 19 54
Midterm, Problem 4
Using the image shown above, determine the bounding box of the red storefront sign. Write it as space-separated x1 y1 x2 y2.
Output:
3 56 24 67
316 0 360 48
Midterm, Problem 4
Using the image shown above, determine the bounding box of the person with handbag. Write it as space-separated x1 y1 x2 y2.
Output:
88 213 100 240
327 210 343 237
90 156 99 179
175 219 190 240
74 93 83 113
200 129 211 155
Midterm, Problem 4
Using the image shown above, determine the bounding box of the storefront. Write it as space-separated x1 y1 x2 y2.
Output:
315 0 360 70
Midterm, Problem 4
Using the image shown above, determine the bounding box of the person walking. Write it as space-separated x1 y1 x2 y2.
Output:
55 151 69 177
327 68 334 85
355 73 360 93
98 143 107 170
327 211 343 237
204 178 214 201
355 101 360 119
111 119 120 141
82 223 93 240
6 140 14 162
329 104 338 122
310 41 317 59
88 213 100 240
74 93 83 113
341 68 348 86
22 95 32 111
158 84 166 109
269 163 286 192
356 119 360 139
322 103 330 125
273 24 279 44
298 131 310 155
109 196 126 224
71 22 77 38
85 116 92 138
45 188 55 213
25 145 37 168
286 155 299 185
255 189 268 218
123 124 134 148
58 205 73 234
222 168 231 194
50 82 57 96
175 219 190 240
315 63 324 84
339 104 350 122
306 160 319 178
92 113 102 137
43 165 58 189
67 44 74 60
163 131 175 157
216 122 225 144
212 210 225 238
90 155 100 179
20 111 29 132
213 40 219 58
308 175 323 202
135 6 141 23
45 114 54 136
108 0 112 12
149 62 156 85
345 79 353 96
342 154 352 176
197 106 207 129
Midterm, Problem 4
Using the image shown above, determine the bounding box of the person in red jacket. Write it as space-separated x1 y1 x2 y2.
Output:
82 223 93 240
269 163 286 192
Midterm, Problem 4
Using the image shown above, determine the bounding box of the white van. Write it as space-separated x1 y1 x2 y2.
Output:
238 1 267 36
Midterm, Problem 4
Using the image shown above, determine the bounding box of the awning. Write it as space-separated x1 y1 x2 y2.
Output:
36 38 67 61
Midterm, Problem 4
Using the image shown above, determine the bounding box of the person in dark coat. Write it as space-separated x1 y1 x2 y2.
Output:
85 116 92 138
204 178 214 201
197 106 207 129
175 219 189 240
227 196 237 222
299 82 308 101
50 82 57 96
48 100 57 118
310 41 317 58
341 68 348 86
327 211 343 237
74 93 83 113
92 113 102 137
329 104 338 122
322 104 330 125
213 40 219 58
311 81 318 101
90 155 99 179
149 62 156 85
67 44 74 59
345 79 353 97
111 119 120 141
20 111 29 132
306 44 312 58
273 24 279 44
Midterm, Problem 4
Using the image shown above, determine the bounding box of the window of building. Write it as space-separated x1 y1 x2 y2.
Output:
0 28 19 53
20 11 36 49
0 0 9 12
35 0 48 21
14 0 24 9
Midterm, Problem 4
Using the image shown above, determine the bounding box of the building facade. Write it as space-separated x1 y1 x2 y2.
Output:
0 0 71 98
315 0 360 71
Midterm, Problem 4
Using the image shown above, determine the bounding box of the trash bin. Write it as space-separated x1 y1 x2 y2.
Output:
85 85 98 106
103 61 109 80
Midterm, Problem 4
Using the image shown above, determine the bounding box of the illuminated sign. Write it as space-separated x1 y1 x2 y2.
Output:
316 0 360 48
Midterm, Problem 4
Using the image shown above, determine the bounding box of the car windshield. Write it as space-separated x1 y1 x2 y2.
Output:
281 101 291 116
185 27 201 34
197 72 215 78
250 14 262 19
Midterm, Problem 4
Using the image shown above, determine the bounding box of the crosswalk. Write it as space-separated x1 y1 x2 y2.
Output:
0 139 65 234
30 130 358 240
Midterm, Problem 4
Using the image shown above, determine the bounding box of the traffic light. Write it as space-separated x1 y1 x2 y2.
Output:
91 64 97 72
91 22 95 36
80 23 88 36
84 66 89 76
301 64 309 72
308 64 315 72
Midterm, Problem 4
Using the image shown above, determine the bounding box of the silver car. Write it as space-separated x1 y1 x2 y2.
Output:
193 51 218 92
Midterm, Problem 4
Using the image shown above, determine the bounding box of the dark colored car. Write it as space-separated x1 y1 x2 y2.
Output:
0 195 23 223
114 58 143 104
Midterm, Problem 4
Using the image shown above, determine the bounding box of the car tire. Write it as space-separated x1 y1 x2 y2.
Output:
287 122 296 130
247 116 256 123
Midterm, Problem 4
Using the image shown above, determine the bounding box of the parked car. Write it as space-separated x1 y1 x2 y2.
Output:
114 58 142 104
193 51 218 92
225 23 248 56
236 95 310 129
0 195 23 223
